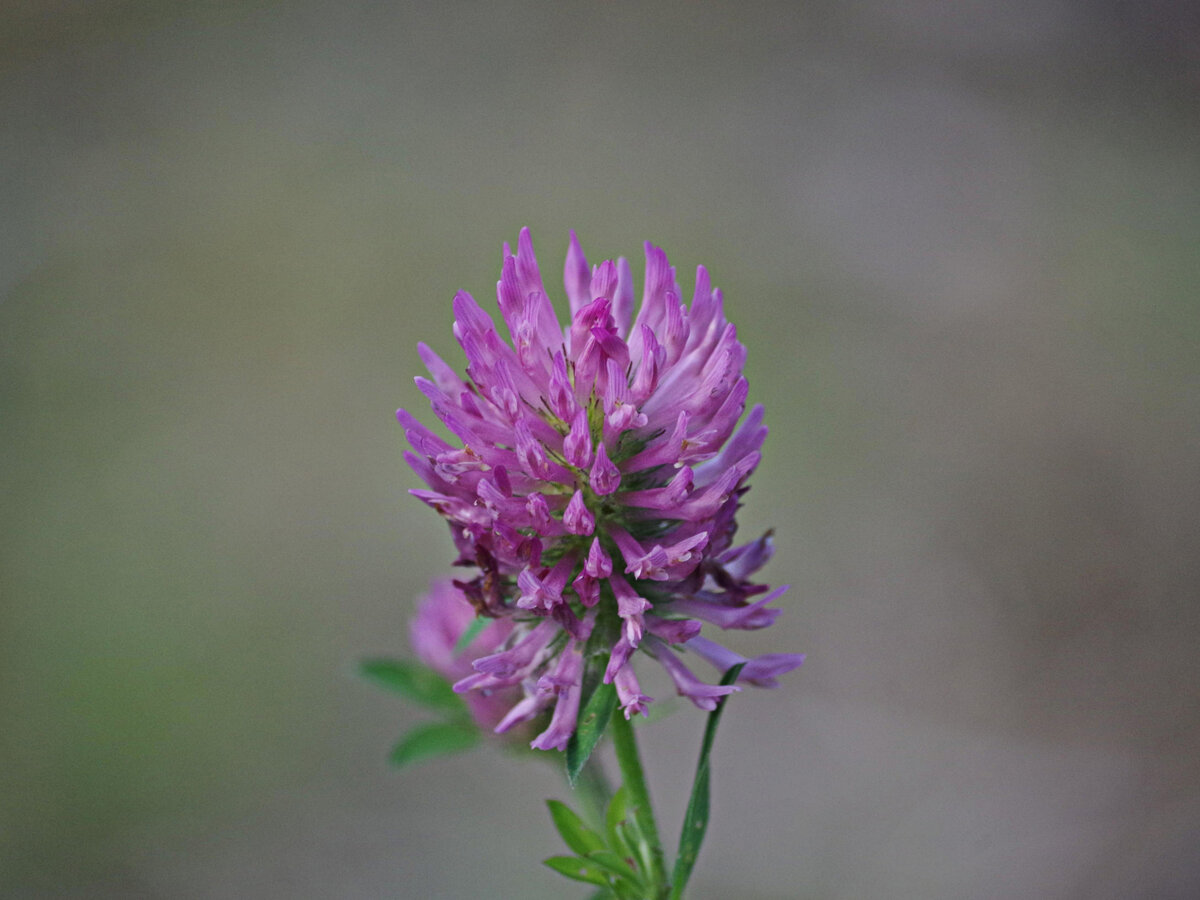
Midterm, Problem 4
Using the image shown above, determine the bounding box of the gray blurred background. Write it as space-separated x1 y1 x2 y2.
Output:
2 1 1198 897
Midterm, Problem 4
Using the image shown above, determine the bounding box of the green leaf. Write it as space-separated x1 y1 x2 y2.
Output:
451 616 489 656
359 658 467 717
604 786 635 863
388 721 479 769
605 785 627 831
542 856 611 887
622 819 655 891
547 800 605 856
669 663 745 900
604 785 653 889
584 849 644 891
566 681 617 786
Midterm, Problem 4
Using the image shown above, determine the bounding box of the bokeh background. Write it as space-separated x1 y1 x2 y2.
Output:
3 1 1199 897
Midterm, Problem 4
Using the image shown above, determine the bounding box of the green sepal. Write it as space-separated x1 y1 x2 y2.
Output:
359 658 467 718
388 721 479 769
547 799 605 856
669 662 745 900
542 855 611 887
566 681 617 786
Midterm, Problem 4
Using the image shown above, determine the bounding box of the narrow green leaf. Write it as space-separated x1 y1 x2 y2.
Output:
602 787 634 877
616 828 645 879
388 721 479 769
669 663 745 900
451 615 489 656
604 785 629 853
566 681 617 786
585 849 644 890
547 800 606 856
359 658 467 717
674 765 710 893
605 786 627 829
622 819 655 891
542 856 611 887
602 787 646 882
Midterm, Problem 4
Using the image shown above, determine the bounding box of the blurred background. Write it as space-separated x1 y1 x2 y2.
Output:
2 1 1199 897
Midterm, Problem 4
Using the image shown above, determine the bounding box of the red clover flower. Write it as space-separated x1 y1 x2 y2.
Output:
399 229 803 751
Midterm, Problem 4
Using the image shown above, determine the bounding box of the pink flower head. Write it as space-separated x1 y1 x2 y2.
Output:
400 230 799 746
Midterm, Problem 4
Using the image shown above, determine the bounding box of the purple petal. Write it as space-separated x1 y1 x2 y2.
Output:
494 689 553 734
614 664 652 719
530 642 584 751
621 465 694 511
584 537 613 578
603 635 636 683
563 230 591 317
572 571 600 607
590 442 621 495
669 584 790 630
548 351 578 420
645 615 702 644
684 635 805 688
470 620 558 678
622 410 688 472
645 637 740 712
563 408 593 468
717 528 775 581
612 256 634 338
563 490 595 536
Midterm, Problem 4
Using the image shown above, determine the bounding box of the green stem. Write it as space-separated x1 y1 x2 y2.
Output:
611 712 669 898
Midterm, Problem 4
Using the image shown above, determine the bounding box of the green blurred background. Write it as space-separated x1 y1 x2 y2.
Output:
2 1 1199 897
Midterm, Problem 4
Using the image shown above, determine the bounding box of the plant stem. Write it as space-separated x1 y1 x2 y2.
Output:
610 711 669 898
